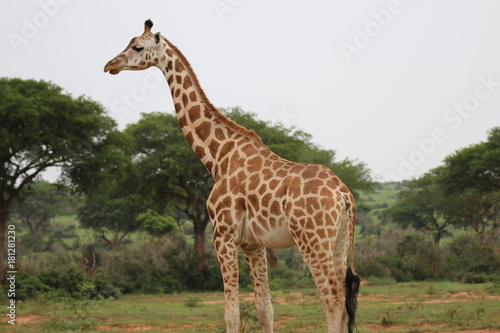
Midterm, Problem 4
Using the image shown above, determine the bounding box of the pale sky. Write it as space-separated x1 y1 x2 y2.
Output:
1 0 499 182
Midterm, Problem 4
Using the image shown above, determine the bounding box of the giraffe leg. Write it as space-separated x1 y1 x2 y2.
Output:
292 228 346 333
308 254 346 333
214 232 240 333
243 246 273 333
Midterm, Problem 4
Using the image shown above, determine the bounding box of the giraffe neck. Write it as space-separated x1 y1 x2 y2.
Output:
157 37 268 179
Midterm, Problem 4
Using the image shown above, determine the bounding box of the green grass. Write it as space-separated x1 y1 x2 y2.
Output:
3 281 499 332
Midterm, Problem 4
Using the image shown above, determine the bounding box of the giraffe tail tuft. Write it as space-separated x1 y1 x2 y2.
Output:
344 193 360 333
345 266 360 333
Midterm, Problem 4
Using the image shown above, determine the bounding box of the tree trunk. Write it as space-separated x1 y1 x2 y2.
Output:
193 216 209 273
0 202 9 285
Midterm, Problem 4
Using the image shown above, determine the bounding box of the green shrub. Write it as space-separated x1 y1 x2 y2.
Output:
357 259 387 278
437 234 500 281
78 275 120 300
16 273 51 300
38 268 84 296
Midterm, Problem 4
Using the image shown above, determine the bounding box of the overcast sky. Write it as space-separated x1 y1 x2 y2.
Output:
2 0 499 182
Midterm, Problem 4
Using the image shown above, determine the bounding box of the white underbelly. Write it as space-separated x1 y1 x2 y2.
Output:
247 217 295 249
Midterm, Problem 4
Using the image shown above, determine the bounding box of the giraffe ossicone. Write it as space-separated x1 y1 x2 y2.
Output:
104 19 361 333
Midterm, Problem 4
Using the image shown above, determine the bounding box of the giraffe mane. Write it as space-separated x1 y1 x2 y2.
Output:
163 37 264 145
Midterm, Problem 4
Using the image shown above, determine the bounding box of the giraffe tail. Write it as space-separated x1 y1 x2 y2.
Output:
345 199 360 333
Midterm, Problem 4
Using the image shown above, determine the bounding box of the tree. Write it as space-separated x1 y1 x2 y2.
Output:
78 194 144 255
0 78 117 282
389 173 460 245
10 181 70 250
126 112 212 273
138 209 178 267
437 127 499 246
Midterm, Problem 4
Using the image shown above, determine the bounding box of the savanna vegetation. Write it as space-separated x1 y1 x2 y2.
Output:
1 78 499 331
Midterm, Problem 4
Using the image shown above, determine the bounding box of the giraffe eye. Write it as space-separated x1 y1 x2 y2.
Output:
132 46 144 52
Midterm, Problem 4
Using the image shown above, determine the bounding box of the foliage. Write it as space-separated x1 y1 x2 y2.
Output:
437 234 500 281
138 209 178 236
78 194 144 250
0 77 117 281
437 127 500 246
388 173 460 244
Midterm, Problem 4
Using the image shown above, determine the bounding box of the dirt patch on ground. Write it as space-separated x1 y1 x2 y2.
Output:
96 324 157 331
0 314 46 326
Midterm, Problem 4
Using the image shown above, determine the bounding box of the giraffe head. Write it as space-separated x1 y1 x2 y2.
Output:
104 20 163 75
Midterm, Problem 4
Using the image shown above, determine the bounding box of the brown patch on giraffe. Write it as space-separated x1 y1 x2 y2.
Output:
208 139 220 159
305 197 320 214
174 58 185 72
230 151 245 169
302 168 318 179
188 105 201 123
246 174 258 191
214 127 226 141
218 141 236 161
195 145 206 159
167 75 174 85
261 193 272 207
176 75 182 84
218 157 229 175
189 91 197 102
269 179 280 191
183 76 193 89
185 132 195 146
182 93 189 107
178 113 188 127
194 121 211 141
248 194 260 212
174 102 182 113
276 169 288 178
258 183 267 195
247 156 263 173
270 200 281 216
326 177 340 188
166 48 174 57
304 179 323 195
174 88 181 98
262 168 273 179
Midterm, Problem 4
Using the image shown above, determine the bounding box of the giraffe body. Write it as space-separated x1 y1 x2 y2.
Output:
104 20 360 333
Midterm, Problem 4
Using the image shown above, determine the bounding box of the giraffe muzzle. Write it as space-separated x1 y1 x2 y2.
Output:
104 59 122 75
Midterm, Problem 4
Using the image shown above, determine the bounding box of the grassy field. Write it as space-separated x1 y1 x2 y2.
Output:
3 281 500 332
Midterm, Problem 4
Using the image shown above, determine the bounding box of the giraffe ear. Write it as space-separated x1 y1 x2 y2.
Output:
154 32 161 44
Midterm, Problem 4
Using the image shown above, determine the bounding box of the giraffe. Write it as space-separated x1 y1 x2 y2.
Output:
104 20 360 333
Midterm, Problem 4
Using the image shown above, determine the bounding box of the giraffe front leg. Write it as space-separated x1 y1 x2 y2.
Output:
214 232 240 333
243 246 274 333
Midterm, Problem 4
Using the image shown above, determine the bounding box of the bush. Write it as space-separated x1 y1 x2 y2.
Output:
38 268 84 297
380 234 440 282
357 259 387 278
16 273 51 301
437 234 500 281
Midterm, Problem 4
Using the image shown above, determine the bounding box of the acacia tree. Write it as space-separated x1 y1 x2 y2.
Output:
10 181 70 250
437 127 499 246
389 173 461 245
0 78 116 283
